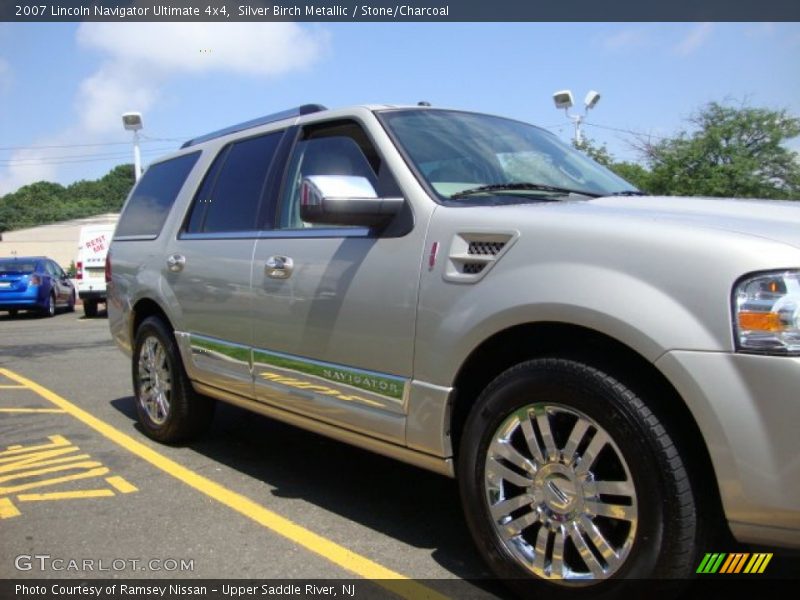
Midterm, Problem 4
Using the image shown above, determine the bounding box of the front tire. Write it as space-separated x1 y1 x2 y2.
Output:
458 359 700 596
132 316 215 443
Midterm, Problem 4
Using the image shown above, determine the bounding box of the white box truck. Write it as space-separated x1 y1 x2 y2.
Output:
76 224 114 317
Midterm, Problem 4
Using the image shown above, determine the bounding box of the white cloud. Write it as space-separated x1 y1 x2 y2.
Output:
0 23 329 195
77 63 159 135
77 22 327 77
0 57 11 94
673 23 714 57
74 23 329 136
0 147 60 196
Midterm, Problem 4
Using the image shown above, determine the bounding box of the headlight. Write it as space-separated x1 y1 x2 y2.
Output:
734 270 800 355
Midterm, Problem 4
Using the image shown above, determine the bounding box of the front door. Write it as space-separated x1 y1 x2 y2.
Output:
250 119 426 444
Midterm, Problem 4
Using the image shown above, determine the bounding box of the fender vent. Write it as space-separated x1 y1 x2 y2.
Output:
468 241 506 256
462 263 486 275
444 231 518 283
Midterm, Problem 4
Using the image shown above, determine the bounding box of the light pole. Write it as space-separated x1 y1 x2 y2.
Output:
122 112 143 181
552 90 601 145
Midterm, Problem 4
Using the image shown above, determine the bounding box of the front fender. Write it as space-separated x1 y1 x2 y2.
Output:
414 261 726 387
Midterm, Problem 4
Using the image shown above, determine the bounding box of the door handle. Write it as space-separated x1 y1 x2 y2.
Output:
265 256 294 279
166 254 186 272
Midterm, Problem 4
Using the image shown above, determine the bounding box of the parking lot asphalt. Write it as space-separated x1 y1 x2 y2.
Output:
2 310 797 599
0 310 506 598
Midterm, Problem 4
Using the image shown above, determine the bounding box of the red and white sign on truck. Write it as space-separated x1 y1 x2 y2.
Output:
76 224 115 317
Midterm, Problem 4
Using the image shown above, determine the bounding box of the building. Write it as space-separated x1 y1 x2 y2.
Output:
0 213 119 269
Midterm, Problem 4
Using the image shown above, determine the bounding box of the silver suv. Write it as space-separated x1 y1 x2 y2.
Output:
108 104 800 592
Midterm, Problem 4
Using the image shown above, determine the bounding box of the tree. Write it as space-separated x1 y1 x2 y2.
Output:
574 138 652 191
0 164 135 232
636 102 800 199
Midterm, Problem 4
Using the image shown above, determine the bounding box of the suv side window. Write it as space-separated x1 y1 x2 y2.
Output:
277 121 398 230
115 152 200 239
185 130 283 234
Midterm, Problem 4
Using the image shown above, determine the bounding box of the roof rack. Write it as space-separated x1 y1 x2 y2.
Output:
180 104 327 149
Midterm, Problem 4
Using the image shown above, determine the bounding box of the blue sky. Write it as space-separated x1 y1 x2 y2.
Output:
1 21 799 195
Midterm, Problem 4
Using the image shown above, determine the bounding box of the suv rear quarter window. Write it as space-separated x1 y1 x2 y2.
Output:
115 152 200 240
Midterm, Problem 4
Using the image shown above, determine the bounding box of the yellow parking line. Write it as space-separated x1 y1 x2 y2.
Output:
18 490 116 501
0 368 447 600
106 475 137 493
0 497 21 518
0 408 67 414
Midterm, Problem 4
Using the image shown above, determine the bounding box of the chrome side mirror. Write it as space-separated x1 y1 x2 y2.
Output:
299 175 404 228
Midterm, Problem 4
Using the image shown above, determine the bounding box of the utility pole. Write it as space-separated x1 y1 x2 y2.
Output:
122 112 144 181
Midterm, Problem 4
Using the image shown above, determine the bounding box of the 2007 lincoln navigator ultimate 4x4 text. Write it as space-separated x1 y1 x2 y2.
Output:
108 104 800 593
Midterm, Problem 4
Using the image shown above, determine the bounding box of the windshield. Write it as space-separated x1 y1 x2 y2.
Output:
379 109 638 203
0 260 37 273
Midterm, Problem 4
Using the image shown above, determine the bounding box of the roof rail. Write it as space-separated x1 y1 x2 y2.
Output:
180 104 327 149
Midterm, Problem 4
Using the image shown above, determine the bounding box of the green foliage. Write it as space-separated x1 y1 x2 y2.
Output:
574 139 615 168
608 162 652 192
642 103 800 199
574 102 800 199
574 138 652 191
0 164 135 233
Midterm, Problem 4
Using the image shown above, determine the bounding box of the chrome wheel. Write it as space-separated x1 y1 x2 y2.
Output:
137 336 172 425
485 403 638 582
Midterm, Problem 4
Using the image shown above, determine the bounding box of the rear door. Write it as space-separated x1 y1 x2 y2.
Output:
168 128 288 399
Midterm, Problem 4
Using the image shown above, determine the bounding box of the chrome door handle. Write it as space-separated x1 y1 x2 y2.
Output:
265 256 294 279
166 254 186 272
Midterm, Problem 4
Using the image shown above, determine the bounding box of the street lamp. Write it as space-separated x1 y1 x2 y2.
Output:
122 112 143 181
552 90 601 145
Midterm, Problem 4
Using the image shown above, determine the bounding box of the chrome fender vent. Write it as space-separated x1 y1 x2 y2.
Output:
445 231 519 283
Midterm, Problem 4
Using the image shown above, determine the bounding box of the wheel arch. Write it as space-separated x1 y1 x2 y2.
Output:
130 297 174 341
450 321 727 532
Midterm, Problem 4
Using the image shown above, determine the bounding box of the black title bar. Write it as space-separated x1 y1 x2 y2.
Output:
4 0 800 22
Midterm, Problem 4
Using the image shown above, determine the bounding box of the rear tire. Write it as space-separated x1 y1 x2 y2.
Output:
67 290 76 312
83 299 98 318
458 358 701 598
132 316 215 443
42 292 56 318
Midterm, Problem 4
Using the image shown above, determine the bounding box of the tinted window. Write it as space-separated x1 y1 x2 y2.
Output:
0 260 37 273
184 147 228 234
115 152 200 239
45 261 60 277
187 131 283 234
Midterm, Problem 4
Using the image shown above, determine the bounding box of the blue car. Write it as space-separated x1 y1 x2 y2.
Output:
0 256 76 317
